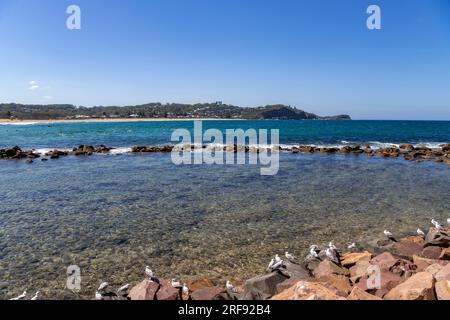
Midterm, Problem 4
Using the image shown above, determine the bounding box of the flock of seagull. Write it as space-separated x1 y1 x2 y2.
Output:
8 218 450 301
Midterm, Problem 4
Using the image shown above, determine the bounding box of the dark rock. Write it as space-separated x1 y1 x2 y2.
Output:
425 228 450 248
156 280 181 300
242 272 289 300
277 261 311 280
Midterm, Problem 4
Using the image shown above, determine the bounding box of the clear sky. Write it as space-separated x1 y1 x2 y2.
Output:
0 0 449 120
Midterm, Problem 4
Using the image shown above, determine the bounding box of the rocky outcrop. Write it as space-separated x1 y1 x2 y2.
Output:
384 272 436 300
270 280 346 300
347 286 382 300
241 272 290 300
425 228 450 248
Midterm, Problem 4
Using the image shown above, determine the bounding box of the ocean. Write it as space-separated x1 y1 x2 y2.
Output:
0 120 449 299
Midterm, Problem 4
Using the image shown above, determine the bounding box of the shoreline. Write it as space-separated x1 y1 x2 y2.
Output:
0 118 243 124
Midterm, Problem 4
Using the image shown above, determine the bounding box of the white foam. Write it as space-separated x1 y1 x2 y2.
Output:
108 147 133 155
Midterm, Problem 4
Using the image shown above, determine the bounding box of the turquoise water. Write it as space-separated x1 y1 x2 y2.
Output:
0 120 449 300
1 120 449 149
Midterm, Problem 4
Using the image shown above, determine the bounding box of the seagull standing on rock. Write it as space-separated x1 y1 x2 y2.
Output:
117 284 130 295
9 291 27 300
182 283 189 295
95 291 103 300
145 266 154 279
97 282 109 293
171 279 182 288
31 291 40 301
347 243 356 250
384 230 397 242
226 281 234 291
309 245 320 258
325 248 340 265
285 251 296 262
417 228 425 237
447 218 450 226
275 254 281 263
267 258 275 271
431 219 444 230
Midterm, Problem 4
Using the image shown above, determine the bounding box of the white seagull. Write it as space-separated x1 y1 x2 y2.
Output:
347 243 356 250
309 245 320 258
447 218 450 226
271 259 285 271
145 266 154 279
182 283 189 295
267 258 275 270
97 282 109 292
171 279 182 288
9 291 27 301
95 291 103 300
285 251 296 261
328 242 338 251
117 284 130 294
325 248 340 265
275 254 282 263
384 230 397 242
225 281 234 291
31 291 40 301
431 219 444 229
417 228 425 236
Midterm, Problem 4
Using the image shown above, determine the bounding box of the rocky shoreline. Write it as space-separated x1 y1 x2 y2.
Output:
1 143 449 166
88 225 450 301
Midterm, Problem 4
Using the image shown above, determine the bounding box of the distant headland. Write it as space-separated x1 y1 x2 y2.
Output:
0 103 351 121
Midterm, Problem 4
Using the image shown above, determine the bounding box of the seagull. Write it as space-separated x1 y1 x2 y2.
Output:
328 242 338 251
31 291 40 301
267 258 275 270
275 254 281 263
225 281 234 291
117 284 130 294
171 279 182 288
325 248 340 265
182 283 189 295
270 259 285 271
447 218 450 226
417 228 425 236
347 243 356 250
285 251 296 261
309 245 320 258
431 219 444 230
384 230 397 242
97 282 109 292
9 291 27 301
145 266 154 280
95 291 103 300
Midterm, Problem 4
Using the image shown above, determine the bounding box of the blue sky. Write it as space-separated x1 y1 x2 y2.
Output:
0 0 449 120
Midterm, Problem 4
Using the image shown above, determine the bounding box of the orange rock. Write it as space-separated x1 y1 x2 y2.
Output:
270 280 345 300
313 260 350 278
128 280 159 300
439 248 450 260
371 252 398 270
435 263 450 282
400 236 425 246
185 278 215 291
347 286 382 300
435 280 450 300
413 255 449 271
341 251 372 268
384 272 436 300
